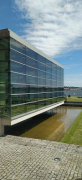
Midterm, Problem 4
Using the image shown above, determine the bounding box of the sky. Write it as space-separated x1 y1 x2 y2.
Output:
0 0 82 87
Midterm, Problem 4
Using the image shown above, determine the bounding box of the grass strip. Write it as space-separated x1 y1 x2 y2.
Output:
61 111 82 145
67 96 82 102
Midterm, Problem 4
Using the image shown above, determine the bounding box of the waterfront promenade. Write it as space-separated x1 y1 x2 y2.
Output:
0 135 82 180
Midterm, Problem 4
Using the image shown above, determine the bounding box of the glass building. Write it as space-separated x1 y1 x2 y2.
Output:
0 28 64 135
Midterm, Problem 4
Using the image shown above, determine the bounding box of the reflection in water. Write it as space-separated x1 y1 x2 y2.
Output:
21 106 82 141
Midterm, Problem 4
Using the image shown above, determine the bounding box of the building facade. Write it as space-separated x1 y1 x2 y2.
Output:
0 29 64 135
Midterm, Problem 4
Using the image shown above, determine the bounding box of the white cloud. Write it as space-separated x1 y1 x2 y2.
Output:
14 0 82 57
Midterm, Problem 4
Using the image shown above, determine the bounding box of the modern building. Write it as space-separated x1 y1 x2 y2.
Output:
0 28 64 135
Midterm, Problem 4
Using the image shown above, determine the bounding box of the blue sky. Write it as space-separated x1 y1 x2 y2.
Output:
0 0 82 87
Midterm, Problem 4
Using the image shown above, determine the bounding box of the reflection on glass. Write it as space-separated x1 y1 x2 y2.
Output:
26 66 37 76
37 54 46 64
38 93 46 100
38 62 46 71
11 102 38 116
10 38 26 54
0 37 9 49
0 50 9 61
26 76 38 85
11 61 26 74
11 72 26 84
26 57 37 68
11 84 26 94
46 59 52 67
10 49 26 64
0 61 9 72
38 70 46 78
38 101 46 108
26 47 36 59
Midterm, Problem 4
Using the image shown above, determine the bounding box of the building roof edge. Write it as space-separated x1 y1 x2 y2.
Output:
0 28 63 68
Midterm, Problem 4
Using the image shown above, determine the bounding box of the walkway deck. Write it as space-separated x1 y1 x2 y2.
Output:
0 135 82 180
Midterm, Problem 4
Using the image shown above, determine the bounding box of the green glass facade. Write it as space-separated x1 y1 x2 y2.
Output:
0 29 64 121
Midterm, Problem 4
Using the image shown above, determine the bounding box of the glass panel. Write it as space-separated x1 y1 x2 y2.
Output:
11 72 26 84
52 68 56 75
0 37 9 49
46 87 52 92
11 102 38 117
46 72 52 79
27 85 38 93
11 94 27 104
0 73 9 83
0 50 9 61
0 94 6 105
52 74 56 80
0 61 9 72
11 61 26 74
52 80 57 86
27 102 38 112
11 84 26 94
0 94 9 106
26 56 37 68
57 76 61 81
57 81 61 87
0 83 10 95
38 78 46 86
52 63 56 69
52 97 57 103
46 93 52 98
38 62 46 71
11 104 26 116
10 38 26 54
57 97 61 102
0 84 5 93
37 54 46 64
0 106 10 117
46 79 52 86
26 66 37 76
52 92 57 97
46 59 52 67
46 66 52 73
38 101 46 108
46 99 52 105
26 47 36 59
27 93 38 102
26 75 38 85
38 87 46 92
38 93 46 100
10 49 26 64
38 70 46 78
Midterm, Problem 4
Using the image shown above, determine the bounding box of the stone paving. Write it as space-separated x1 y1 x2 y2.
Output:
0 135 82 180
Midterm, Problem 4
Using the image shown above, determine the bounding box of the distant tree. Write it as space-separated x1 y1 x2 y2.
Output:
68 95 71 97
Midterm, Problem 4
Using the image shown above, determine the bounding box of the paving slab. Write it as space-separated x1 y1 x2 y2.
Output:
0 135 82 180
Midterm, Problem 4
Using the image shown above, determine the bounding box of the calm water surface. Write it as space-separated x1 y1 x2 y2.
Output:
21 106 82 141
64 89 82 97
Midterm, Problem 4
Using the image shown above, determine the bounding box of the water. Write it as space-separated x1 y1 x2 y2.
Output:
20 106 82 141
64 89 82 97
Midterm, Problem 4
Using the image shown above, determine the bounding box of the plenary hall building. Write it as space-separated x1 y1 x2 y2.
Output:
0 28 64 135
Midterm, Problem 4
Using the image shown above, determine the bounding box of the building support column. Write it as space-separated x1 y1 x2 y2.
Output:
0 118 4 136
